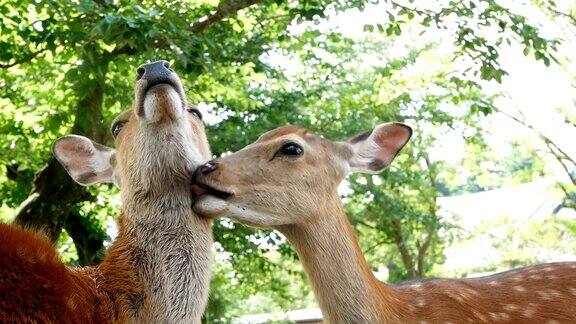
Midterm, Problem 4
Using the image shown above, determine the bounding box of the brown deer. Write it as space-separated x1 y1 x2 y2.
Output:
191 123 576 323
0 61 213 323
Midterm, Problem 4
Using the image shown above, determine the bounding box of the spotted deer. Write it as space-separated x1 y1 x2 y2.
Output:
0 61 213 323
191 123 576 323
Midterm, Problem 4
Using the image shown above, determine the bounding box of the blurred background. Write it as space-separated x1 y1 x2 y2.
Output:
1 0 575 322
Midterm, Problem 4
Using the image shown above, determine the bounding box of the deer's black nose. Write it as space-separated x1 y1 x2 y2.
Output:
136 60 173 82
198 161 218 175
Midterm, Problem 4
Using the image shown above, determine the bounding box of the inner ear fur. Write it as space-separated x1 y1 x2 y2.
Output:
345 123 412 174
53 135 116 186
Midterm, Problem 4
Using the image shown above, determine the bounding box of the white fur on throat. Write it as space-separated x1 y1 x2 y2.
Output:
127 189 213 323
194 196 288 227
143 87 182 122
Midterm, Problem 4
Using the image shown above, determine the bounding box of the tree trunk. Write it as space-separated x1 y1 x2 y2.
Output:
390 218 419 279
12 58 110 266
12 159 92 241
65 210 105 265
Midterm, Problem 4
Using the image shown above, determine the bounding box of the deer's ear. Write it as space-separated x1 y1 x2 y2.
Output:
344 123 412 174
53 135 116 186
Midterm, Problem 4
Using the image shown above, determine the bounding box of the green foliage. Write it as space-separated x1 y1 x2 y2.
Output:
439 141 546 195
0 0 567 319
450 214 576 277
56 230 80 264
363 0 559 82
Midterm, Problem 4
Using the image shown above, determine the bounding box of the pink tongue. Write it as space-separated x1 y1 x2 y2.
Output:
191 184 208 198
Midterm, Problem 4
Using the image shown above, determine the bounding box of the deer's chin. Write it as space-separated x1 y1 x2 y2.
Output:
193 195 229 219
143 86 183 122
192 196 280 227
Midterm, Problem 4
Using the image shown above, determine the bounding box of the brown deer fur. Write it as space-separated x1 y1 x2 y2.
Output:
1 224 111 323
192 124 576 323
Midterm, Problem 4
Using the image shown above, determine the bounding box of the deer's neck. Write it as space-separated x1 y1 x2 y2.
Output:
281 197 401 323
100 190 213 323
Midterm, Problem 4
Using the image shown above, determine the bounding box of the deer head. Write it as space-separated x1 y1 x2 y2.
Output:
191 123 411 227
53 60 210 203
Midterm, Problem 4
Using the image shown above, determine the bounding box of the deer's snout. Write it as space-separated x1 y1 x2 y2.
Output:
191 161 233 202
137 60 173 83
198 161 218 175
192 161 219 187
135 60 187 122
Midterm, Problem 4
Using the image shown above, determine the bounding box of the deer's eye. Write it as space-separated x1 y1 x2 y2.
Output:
111 121 126 137
279 143 303 157
187 108 202 120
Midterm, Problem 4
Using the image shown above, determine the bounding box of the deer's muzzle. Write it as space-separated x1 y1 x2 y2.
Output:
134 60 186 122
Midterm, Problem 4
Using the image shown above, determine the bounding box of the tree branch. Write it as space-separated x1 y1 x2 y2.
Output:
390 218 418 279
551 9 576 26
0 48 46 69
364 238 394 255
192 0 262 33
110 45 138 57
498 108 576 170
355 219 379 231
546 142 576 186
109 36 170 58
418 153 439 277
416 224 434 277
